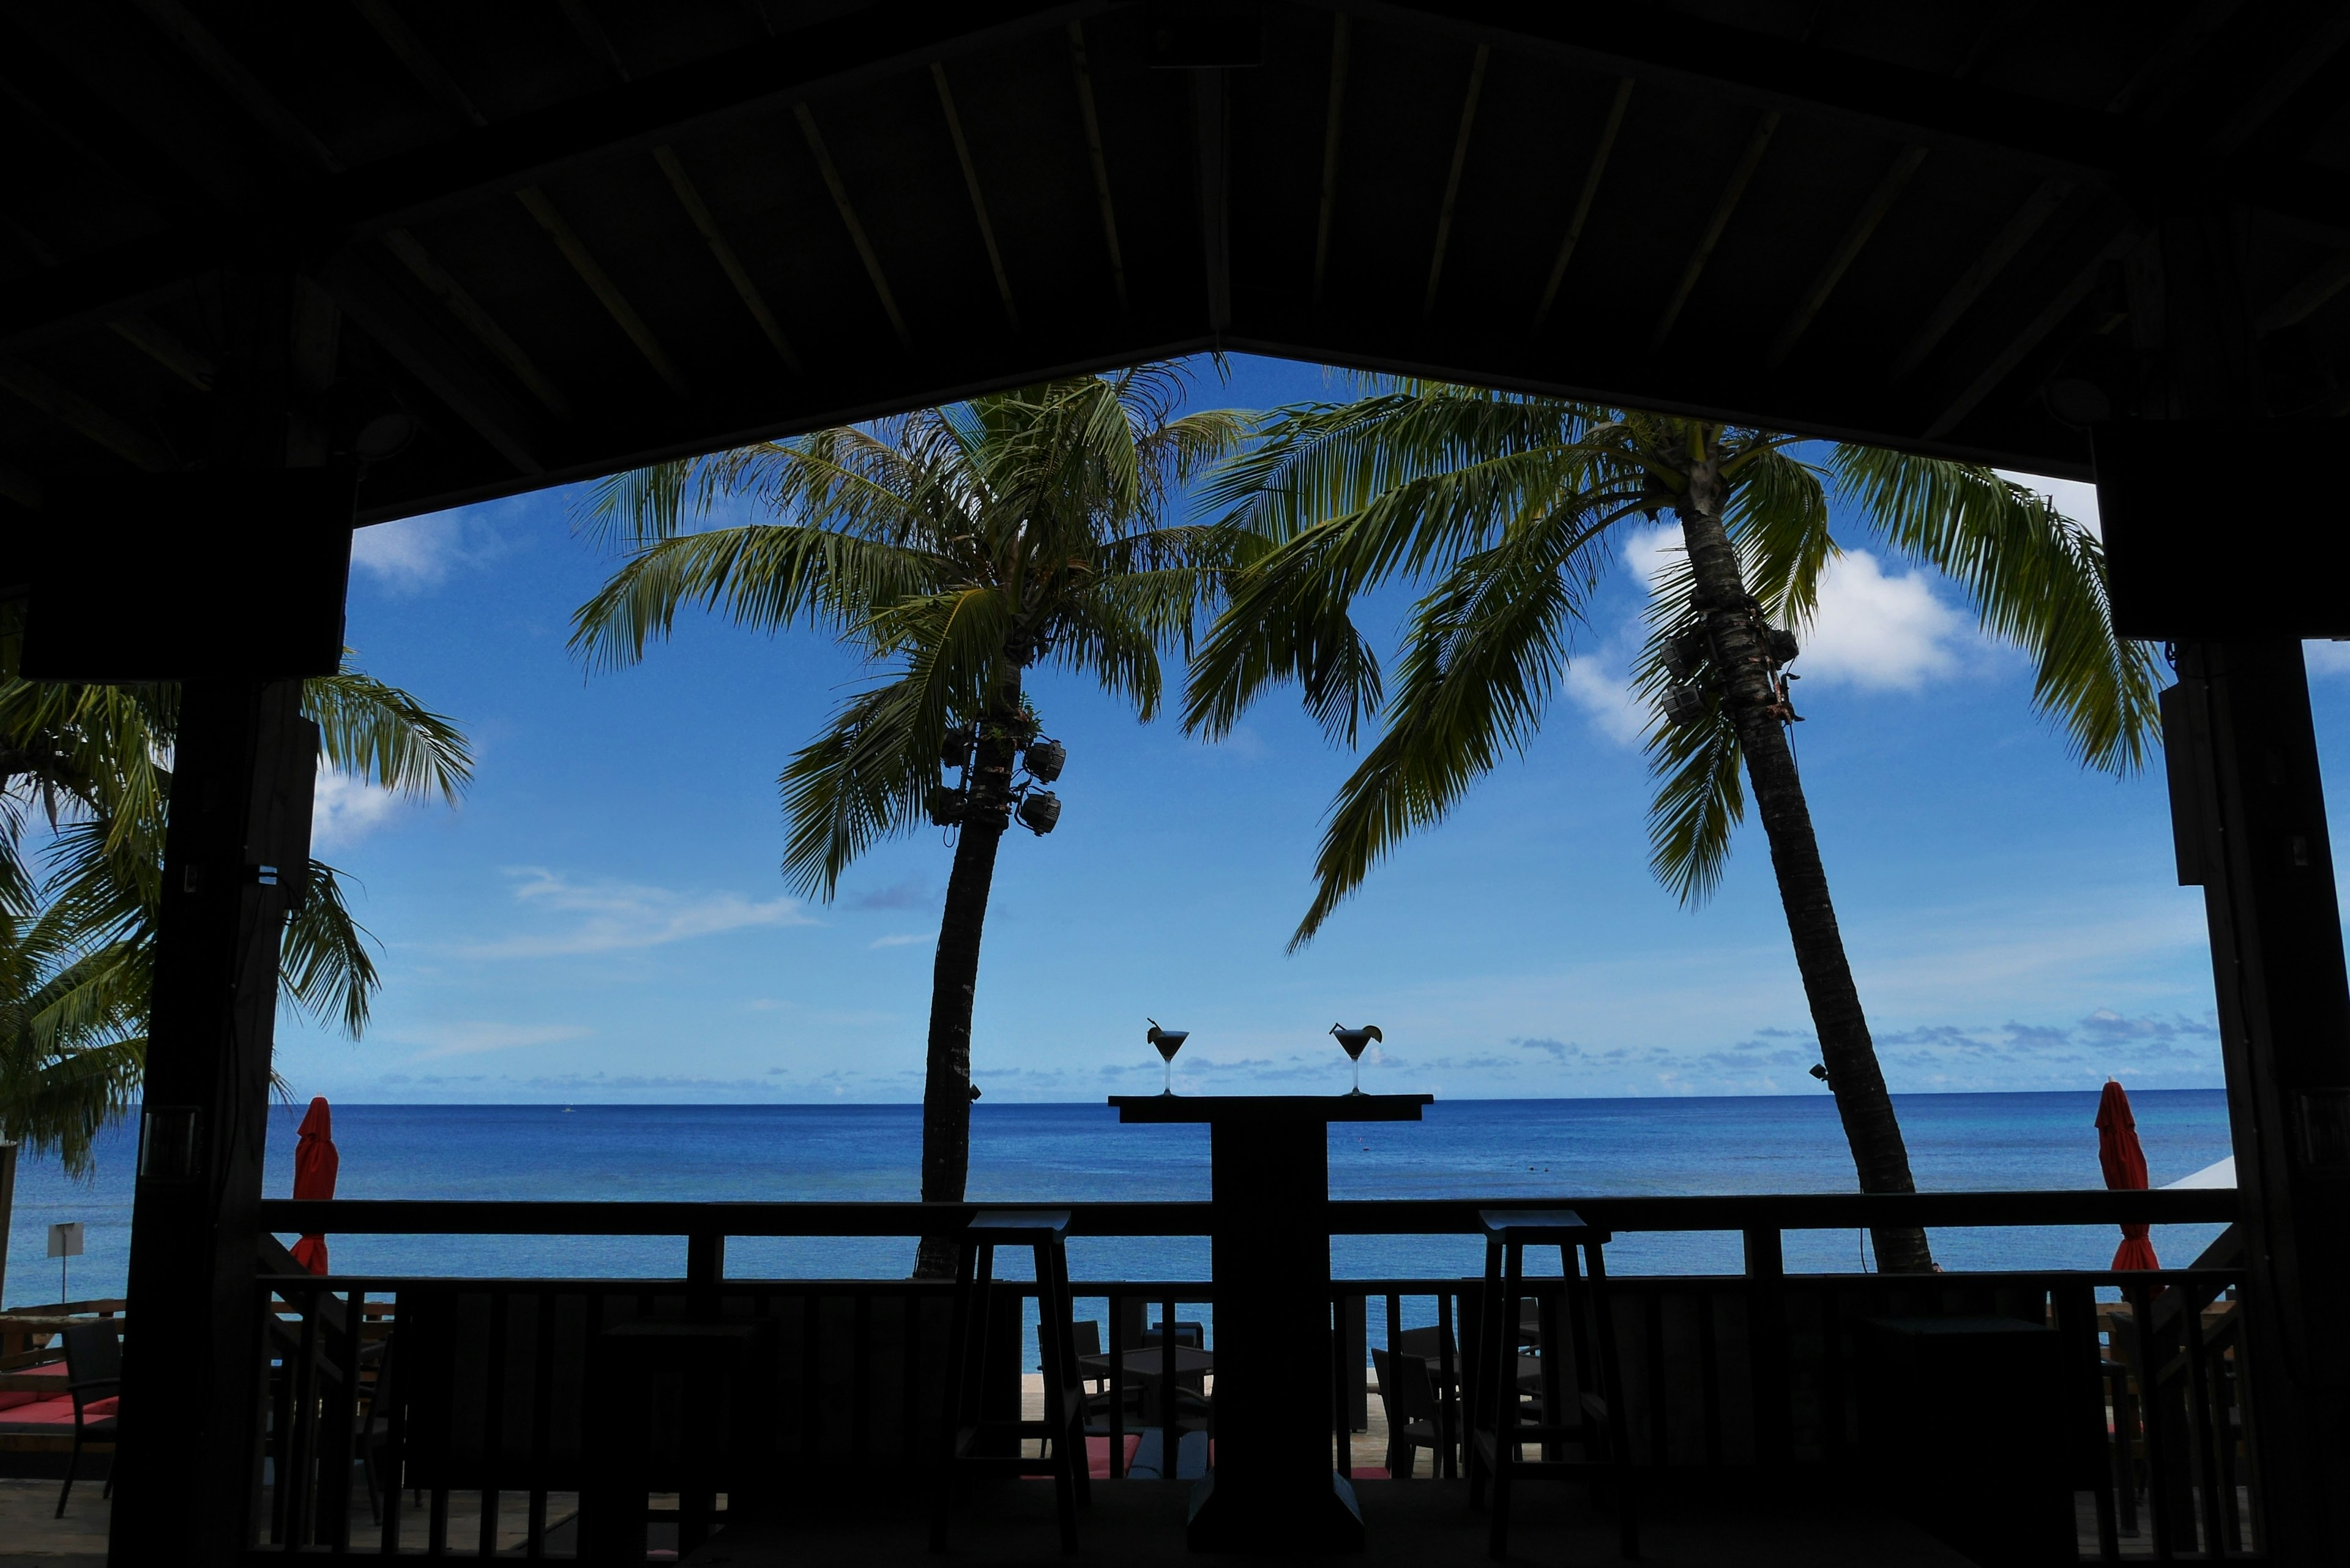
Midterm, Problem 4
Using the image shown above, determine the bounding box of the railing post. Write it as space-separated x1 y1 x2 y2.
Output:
688 1232 726 1317
1742 1226 1793 1463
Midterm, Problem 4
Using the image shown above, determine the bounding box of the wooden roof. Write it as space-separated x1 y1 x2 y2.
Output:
1 1 2344 525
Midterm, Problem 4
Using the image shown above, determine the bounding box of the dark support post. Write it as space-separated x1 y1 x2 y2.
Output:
108 266 338 1566
0 1140 15 1307
2132 193 2350 1562
109 681 318 1562
1743 1225 1792 1462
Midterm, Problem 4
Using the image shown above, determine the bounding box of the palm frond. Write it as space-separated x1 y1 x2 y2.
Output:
304 665 473 802
1830 447 2162 772
280 859 380 1038
778 678 939 899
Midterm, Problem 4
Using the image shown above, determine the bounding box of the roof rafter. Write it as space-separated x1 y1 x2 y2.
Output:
1650 111 1778 351
1532 77 1630 333
379 228 572 417
1422 45 1488 318
1349 0 2350 234
1066 21 1128 313
1922 222 2145 440
0 356 174 470
931 64 1018 332
653 144 801 372
1311 15 1351 310
795 105 912 352
1191 69 1231 335
516 185 689 395
317 246 548 474
128 0 341 172
2258 250 2350 335
349 0 488 127
0 0 1100 353
1767 145 1928 366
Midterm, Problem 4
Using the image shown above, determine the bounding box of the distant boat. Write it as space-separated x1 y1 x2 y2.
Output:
562 1107 575 1114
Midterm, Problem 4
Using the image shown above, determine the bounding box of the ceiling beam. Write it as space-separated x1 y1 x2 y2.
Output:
1650 111 1778 351
379 227 572 417
1532 77 1631 333
930 64 1018 332
1422 45 1488 319
1311 14 1351 310
1767 145 1928 366
516 185 689 395
1066 20 1128 313
0 0 1098 353
317 245 547 475
652 144 802 371
1351 0 2350 234
4 220 214 390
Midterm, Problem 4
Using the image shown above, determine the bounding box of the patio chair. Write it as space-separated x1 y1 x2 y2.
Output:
932 1211 1089 1554
54 1322 121 1518
1468 1211 1636 1561
1371 1348 1446 1479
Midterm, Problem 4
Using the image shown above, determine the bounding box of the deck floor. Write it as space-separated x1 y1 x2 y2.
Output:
684 1476 1978 1568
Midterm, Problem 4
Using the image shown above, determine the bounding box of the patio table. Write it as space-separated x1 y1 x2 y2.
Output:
1109 1092 1431 1551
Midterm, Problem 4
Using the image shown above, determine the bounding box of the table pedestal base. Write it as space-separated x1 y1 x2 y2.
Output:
1187 1471 1365 1554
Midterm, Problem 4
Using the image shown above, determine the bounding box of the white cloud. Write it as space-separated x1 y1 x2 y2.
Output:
398 1021 591 1061
1996 470 2102 539
1563 658 1648 747
349 513 465 592
868 932 929 949
455 867 818 958
1623 523 1684 589
1795 550 1971 691
310 767 409 851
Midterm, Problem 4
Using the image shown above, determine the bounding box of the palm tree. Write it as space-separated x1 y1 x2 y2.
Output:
1 630 473 1174
570 367 1245 1276
1187 389 2159 1272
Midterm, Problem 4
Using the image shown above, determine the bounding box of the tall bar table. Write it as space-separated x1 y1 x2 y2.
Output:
1109 1093 1433 1553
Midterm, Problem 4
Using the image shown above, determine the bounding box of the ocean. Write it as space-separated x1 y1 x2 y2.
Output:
3 1091 2233 1310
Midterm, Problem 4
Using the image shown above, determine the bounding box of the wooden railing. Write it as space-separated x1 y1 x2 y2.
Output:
243 1190 2248 1562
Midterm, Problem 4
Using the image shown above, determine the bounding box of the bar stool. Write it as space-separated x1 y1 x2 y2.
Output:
931 1210 1090 1554
1469 1209 1636 1560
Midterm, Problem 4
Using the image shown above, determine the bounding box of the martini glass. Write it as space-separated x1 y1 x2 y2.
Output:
1330 1023 1382 1094
1146 1019 1188 1094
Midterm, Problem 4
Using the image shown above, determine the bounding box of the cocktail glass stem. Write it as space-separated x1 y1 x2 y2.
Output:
1352 1058 1362 1094
1165 1058 1173 1094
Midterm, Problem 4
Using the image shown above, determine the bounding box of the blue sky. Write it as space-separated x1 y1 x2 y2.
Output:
275 354 2346 1105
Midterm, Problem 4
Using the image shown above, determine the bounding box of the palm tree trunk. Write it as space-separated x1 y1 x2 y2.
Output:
912 674 1023 1280
1676 437 1935 1273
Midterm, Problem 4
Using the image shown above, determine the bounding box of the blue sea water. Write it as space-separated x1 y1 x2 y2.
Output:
4 1092 2232 1310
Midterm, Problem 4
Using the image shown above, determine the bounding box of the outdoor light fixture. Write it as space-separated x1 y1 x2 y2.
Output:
926 785 966 826
1766 627 1800 665
1017 791 1061 835
1147 1018 1188 1093
940 726 974 767
1023 737 1066 784
352 411 417 463
1663 630 1707 680
1660 684 1706 725
1809 1062 1832 1087
1330 1023 1382 1094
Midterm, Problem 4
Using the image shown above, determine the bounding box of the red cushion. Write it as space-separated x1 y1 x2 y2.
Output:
1084 1433 1143 1479
0 1393 114 1430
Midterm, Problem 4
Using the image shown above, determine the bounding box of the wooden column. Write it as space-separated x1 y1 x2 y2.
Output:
2127 194 2350 1562
103 266 337 1566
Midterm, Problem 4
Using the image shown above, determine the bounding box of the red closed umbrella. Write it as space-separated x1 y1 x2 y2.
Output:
2096 1080 2158 1270
288 1097 339 1275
